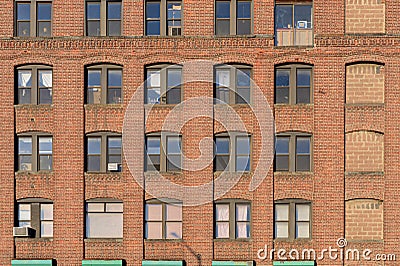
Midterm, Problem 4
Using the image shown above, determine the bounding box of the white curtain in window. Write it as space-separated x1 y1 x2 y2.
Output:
217 70 230 87
236 222 249 238
216 222 229 238
216 204 229 221
18 71 32 87
236 204 249 221
39 71 52 87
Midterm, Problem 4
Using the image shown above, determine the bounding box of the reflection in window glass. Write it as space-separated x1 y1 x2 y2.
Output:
86 202 123 238
87 137 101 172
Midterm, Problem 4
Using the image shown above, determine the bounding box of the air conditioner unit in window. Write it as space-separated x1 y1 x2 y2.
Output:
297 21 308 29
168 26 182 36
13 227 34 237
108 163 120 171
20 163 32 171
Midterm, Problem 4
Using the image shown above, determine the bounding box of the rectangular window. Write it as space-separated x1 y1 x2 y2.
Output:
214 133 251 172
38 136 52 171
146 0 182 36
236 136 250 171
274 201 311 240
18 135 52 172
86 65 122 104
16 1 52 37
145 201 182 239
18 137 32 171
86 0 121 36
215 201 250 239
275 3 313 46
215 66 251 105
146 137 161 171
167 136 181 171
17 66 52 105
40 204 53 237
86 202 123 238
274 134 311 172
215 0 252 35
215 137 230 171
146 134 181 172
17 202 53 238
87 137 101 172
215 204 230 238
86 134 122 173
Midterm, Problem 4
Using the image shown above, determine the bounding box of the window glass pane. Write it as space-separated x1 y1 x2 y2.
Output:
108 20 121 36
296 221 310 238
145 222 162 239
39 155 52 170
275 155 289 171
237 20 251 35
237 136 250 154
275 5 293 29
39 88 52 104
18 70 32 87
87 2 101 19
297 69 311 86
19 155 32 171
296 204 310 221
39 70 52 87
37 3 52 20
296 155 310 171
19 137 32 154
19 88 31 104
146 20 160 35
87 20 101 36
167 2 182 19
147 70 161 87
108 137 122 154
167 155 181 171
145 204 162 221
276 137 289 154
18 204 31 220
166 222 182 239
216 20 230 35
88 70 101 86
236 88 250 104
107 2 121 19
108 70 122 87
87 203 105 212
41 221 53 237
19 221 31 227
88 156 101 171
215 137 229 154
167 137 181 154
168 69 182 87
17 3 31 20
296 137 310 154
275 204 289 220
215 88 229 104
276 70 290 87
166 87 181 104
216 1 230 18
18 22 30 37
237 69 251 87
108 88 122 103
236 222 250 238
88 87 101 104
106 203 123 212
147 137 160 154
216 222 229 238
215 204 229 221
146 2 160 18
39 137 52 154
216 69 230 87
236 156 250 171
275 221 289 238
294 5 312 28
297 87 310 104
237 1 251 18
275 88 289 104
37 21 51 36
148 155 160 171
86 213 123 238
215 155 229 171
88 137 101 154
236 204 250 221
40 204 53 220
166 204 182 221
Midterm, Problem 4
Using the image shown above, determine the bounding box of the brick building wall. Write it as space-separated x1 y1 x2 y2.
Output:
0 0 398 266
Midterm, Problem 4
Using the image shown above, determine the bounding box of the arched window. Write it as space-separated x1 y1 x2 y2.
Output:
16 65 52 105
17 132 53 172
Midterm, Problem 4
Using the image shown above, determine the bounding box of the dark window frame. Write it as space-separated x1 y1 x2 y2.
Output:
145 64 183 105
214 65 252 105
85 132 122 173
85 64 123 104
274 199 312 240
214 199 251 240
145 0 183 36
145 132 182 173
274 132 312 172
214 132 251 172
144 199 183 240
275 64 313 105
17 132 53 173
215 0 253 36
16 198 53 239
85 0 122 36
16 65 53 105
15 0 53 37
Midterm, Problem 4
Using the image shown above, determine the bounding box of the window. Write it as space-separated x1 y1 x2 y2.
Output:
275 3 313 46
86 133 122 173
146 133 182 172
215 200 250 239
145 65 182 104
214 65 251 104
145 0 182 36
214 133 250 172
275 133 311 172
145 199 182 239
86 65 122 104
17 200 53 238
274 200 311 240
15 0 52 37
85 200 123 238
17 65 52 105
215 0 252 35
86 0 122 36
18 134 52 172
275 65 312 104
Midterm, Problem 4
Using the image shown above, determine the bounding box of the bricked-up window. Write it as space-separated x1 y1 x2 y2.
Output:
145 64 182 104
275 64 312 104
85 199 123 238
15 0 52 37
17 199 53 238
86 133 122 173
215 0 252 35
214 133 251 172
145 133 182 172
17 134 52 172
145 199 182 239
145 0 182 36
275 133 312 172
85 0 121 36
214 65 252 104
214 200 250 239
17 65 52 105
86 65 122 104
275 3 313 46
274 200 311 240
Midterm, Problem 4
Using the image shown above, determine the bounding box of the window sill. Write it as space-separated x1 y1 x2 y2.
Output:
84 104 124 109
84 238 123 242
14 104 53 109
274 44 314 49
213 238 252 242
145 171 183 175
274 103 314 107
273 172 314 178
213 34 256 38
14 237 53 242
15 171 53 176
144 239 183 242
145 103 179 108
274 238 312 243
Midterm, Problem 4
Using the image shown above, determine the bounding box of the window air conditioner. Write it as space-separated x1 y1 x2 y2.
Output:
107 163 120 171
13 226 34 237
168 26 182 36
